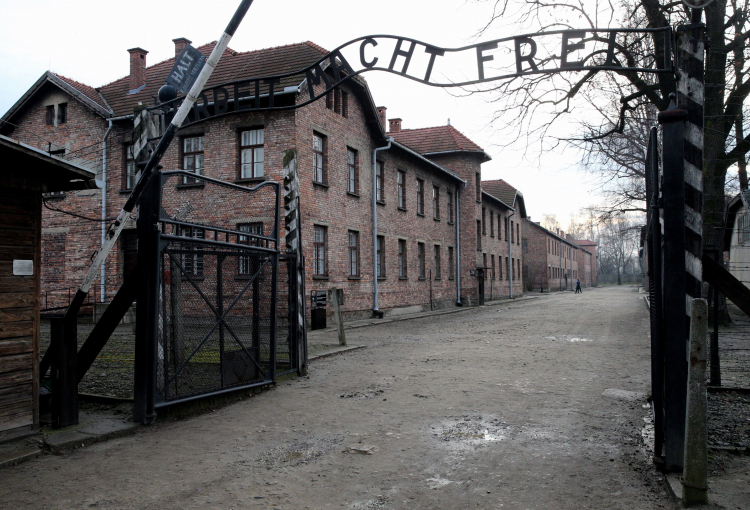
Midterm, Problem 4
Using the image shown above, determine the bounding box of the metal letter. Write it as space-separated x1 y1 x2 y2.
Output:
424 45 445 82
476 42 498 80
234 80 252 111
360 37 378 68
328 50 356 81
305 63 333 101
213 87 229 115
514 37 539 74
388 38 416 75
560 30 586 68
191 92 210 120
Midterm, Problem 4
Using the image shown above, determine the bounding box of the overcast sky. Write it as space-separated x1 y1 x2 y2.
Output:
0 0 604 227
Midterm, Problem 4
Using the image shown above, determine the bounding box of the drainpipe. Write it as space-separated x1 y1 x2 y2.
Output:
456 182 465 305
372 137 392 314
100 119 114 304
507 211 515 298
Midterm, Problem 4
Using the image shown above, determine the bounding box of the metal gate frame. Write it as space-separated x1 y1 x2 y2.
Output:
133 170 282 423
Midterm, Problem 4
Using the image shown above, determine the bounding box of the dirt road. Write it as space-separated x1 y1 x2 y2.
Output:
1 286 671 509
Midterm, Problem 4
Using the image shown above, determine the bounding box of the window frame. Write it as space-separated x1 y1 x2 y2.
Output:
447 191 454 224
347 147 359 195
432 185 440 220
180 226 205 277
181 135 205 186
376 160 385 203
238 127 265 181
448 246 455 280
416 178 425 216
398 239 407 278
376 235 385 279
57 103 67 125
313 225 327 277
123 144 137 191
490 211 494 237
348 230 360 278
238 222 263 276
397 170 407 209
312 132 327 185
417 242 426 279
434 244 441 279
45 105 55 126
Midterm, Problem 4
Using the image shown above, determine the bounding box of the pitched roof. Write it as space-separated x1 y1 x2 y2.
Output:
389 125 489 160
98 41 331 117
54 74 111 113
482 179 527 218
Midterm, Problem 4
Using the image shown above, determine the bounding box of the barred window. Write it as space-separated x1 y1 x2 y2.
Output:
180 226 205 276
238 223 263 275
240 128 264 179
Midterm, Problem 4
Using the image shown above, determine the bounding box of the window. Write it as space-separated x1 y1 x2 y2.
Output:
418 242 426 279
376 161 384 202
548 239 550 253
518 259 521 280
490 211 494 237
45 105 55 126
347 148 359 194
182 135 204 185
447 191 454 223
348 231 360 277
476 172 481 202
477 221 482 250
512 257 515 280
517 223 520 245
505 218 509 241
124 145 137 190
448 246 454 280
505 257 510 280
377 236 385 278
238 223 263 275
313 225 327 276
416 178 424 215
482 208 486 234
240 128 264 179
313 132 327 183
397 170 406 209
434 245 441 279
57 103 67 125
398 239 407 278
499 256 503 280
483 253 487 273
433 186 440 220
180 226 205 276
491 254 496 279
498 215 502 240
510 220 514 244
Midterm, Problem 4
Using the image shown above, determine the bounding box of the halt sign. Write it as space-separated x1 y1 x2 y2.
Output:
166 44 207 93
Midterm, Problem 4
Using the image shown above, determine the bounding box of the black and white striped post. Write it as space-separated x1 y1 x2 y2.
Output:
657 15 705 472
283 150 308 376
65 0 254 322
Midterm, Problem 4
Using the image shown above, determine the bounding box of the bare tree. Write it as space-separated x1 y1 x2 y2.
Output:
597 214 643 284
541 214 561 231
475 0 750 254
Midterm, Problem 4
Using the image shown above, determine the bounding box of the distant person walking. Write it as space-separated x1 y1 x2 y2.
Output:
575 279 582 294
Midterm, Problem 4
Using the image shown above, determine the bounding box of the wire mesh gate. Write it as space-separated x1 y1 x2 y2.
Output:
133 170 298 422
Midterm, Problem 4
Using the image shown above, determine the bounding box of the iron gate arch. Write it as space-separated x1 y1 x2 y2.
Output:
133 170 287 421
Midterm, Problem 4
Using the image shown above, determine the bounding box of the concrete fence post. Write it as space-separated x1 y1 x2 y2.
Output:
330 287 346 347
683 297 708 506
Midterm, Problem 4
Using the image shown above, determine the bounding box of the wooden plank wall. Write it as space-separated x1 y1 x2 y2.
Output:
0 184 40 439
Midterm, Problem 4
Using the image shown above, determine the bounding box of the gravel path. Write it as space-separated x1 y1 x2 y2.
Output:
1 286 676 509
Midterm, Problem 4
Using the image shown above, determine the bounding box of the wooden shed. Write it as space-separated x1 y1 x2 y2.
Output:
0 134 97 442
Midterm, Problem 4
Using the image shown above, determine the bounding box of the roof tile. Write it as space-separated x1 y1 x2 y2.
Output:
389 125 484 155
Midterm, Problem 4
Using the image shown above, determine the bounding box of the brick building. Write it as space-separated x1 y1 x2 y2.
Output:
1 38 528 320
522 219 596 291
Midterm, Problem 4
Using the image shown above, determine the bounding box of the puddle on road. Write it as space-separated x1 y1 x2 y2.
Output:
430 415 510 451
545 336 591 342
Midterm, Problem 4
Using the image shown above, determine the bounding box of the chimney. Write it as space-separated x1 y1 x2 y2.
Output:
376 106 387 130
127 47 148 91
388 118 402 133
173 37 192 58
